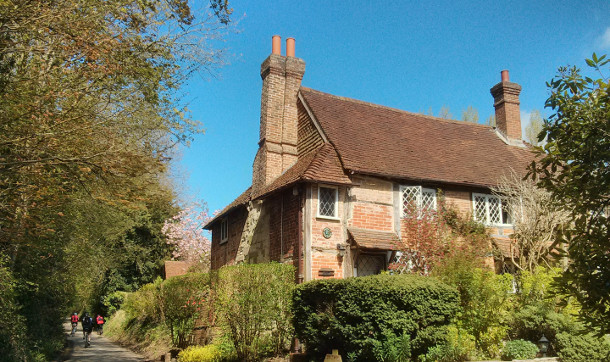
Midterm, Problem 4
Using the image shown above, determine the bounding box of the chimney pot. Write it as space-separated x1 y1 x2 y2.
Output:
501 69 509 82
272 35 281 55
286 38 295 57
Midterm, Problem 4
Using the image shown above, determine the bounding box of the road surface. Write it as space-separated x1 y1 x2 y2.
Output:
60 321 146 361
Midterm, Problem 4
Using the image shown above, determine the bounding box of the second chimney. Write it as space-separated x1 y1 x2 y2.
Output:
490 70 522 142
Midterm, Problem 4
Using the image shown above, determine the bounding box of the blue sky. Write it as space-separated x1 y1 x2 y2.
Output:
176 0 610 214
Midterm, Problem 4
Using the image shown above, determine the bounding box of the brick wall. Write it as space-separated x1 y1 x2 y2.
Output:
349 177 395 232
268 189 301 262
210 207 247 270
309 184 346 279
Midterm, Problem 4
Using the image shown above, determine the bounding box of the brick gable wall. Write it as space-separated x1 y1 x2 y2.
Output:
210 207 247 270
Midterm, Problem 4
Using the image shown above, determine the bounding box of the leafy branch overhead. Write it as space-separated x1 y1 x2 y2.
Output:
529 53 610 334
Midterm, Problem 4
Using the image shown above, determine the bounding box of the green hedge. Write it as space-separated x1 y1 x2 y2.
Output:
292 273 459 361
501 339 538 361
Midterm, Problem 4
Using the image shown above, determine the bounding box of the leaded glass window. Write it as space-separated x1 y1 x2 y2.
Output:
318 186 338 218
356 254 386 276
472 193 512 225
400 186 437 218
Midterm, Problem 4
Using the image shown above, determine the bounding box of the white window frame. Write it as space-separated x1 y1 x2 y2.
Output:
472 193 512 226
220 218 228 244
400 185 437 218
317 185 339 220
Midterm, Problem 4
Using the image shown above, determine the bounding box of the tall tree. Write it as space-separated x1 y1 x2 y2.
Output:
0 0 232 359
438 105 453 119
461 105 479 123
524 110 544 146
530 53 610 334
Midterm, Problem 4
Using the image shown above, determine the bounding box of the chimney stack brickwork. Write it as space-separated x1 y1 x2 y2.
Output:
490 71 522 141
252 37 306 193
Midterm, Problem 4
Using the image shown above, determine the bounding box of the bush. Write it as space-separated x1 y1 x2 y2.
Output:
501 339 538 361
420 325 476 362
434 260 514 359
556 332 610 362
214 262 295 362
102 291 127 316
178 344 221 362
292 273 459 362
159 272 210 348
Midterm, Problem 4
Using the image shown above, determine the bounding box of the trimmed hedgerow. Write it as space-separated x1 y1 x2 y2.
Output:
292 273 459 361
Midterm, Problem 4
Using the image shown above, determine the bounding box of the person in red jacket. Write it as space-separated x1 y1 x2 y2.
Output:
70 312 79 336
96 314 105 335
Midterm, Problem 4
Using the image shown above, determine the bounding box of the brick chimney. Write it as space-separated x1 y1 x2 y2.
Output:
252 36 306 193
490 70 522 142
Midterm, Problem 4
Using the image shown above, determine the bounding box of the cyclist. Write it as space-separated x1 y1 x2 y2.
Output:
96 314 105 335
81 312 94 347
70 312 79 336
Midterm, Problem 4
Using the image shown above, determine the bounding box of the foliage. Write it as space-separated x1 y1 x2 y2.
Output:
501 339 538 361
0 254 28 362
0 0 233 358
434 261 514 359
524 110 545 146
390 197 490 275
159 273 211 348
162 202 212 265
292 273 459 362
461 105 479 123
214 263 295 362
438 105 454 119
529 53 610 333
491 171 570 272
102 291 127 316
420 325 476 362
178 344 222 362
555 332 610 362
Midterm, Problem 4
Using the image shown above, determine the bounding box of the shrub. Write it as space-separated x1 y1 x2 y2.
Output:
102 291 127 316
159 272 211 348
420 325 476 362
292 273 459 362
434 260 513 359
501 339 538 361
214 262 295 362
556 332 610 362
178 344 221 362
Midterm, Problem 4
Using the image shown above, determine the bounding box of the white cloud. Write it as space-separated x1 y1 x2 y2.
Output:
596 27 610 50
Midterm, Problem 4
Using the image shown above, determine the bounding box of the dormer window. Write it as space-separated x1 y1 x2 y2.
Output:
400 186 437 218
473 193 512 226
318 186 338 219
220 218 229 243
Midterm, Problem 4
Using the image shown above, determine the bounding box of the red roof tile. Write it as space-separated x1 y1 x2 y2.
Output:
300 88 535 188
348 228 402 251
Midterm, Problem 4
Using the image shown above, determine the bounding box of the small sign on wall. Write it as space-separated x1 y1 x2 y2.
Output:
319 268 335 277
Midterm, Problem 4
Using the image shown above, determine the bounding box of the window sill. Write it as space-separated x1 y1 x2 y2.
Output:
316 215 341 221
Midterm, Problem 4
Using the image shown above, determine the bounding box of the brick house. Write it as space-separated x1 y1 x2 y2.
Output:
204 36 534 282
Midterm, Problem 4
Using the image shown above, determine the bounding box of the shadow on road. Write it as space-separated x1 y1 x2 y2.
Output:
59 321 146 361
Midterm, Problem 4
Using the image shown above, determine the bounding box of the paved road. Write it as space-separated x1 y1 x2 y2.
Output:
60 321 146 361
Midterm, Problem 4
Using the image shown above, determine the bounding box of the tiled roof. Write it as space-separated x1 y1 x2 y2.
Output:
205 144 351 229
348 228 402 251
300 88 535 188
203 186 251 229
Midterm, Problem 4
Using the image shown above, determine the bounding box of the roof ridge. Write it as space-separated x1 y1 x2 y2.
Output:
300 87 493 129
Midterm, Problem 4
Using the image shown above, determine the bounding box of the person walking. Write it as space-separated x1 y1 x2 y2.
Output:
96 314 105 335
70 312 79 336
81 312 94 347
